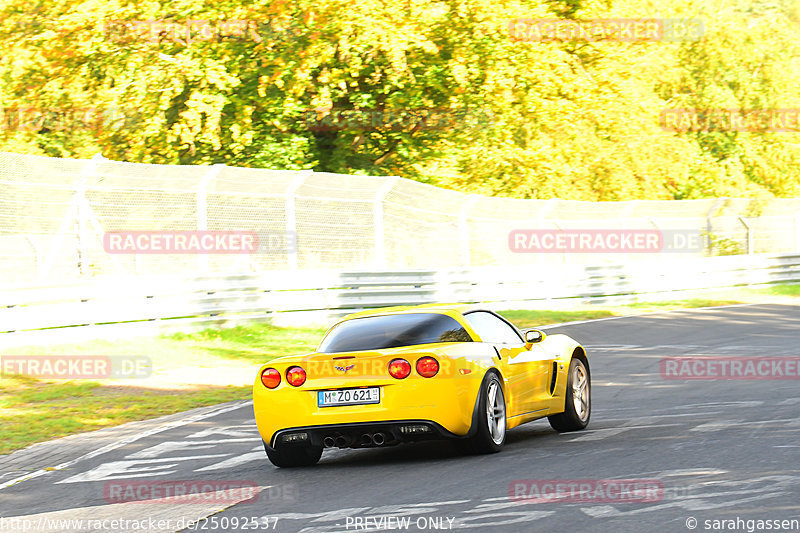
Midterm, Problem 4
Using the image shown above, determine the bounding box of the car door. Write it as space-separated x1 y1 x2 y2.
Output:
463 311 555 417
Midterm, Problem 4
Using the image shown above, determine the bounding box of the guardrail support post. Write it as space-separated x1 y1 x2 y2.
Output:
706 197 727 255
373 176 399 268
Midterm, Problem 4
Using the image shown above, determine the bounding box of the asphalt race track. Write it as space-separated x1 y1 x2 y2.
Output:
1 303 799 533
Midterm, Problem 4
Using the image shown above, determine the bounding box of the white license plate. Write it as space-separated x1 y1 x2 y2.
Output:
317 388 380 407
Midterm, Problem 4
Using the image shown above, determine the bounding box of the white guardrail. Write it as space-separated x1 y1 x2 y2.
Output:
1 253 799 345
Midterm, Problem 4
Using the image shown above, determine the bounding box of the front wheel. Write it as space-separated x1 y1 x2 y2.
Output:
548 357 591 432
264 442 323 468
461 372 506 454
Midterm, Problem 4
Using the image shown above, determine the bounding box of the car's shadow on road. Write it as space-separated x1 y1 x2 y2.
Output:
277 420 564 469
315 440 463 467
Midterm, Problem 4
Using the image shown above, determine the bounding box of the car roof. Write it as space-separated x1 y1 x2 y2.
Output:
343 303 484 320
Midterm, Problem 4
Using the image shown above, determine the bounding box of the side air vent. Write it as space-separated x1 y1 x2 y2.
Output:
549 362 558 395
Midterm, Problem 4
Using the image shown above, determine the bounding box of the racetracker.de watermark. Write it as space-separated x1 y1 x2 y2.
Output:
104 480 259 504
660 357 800 380
509 479 664 503
1 356 151 379
660 108 800 133
301 107 494 132
103 19 265 45
0 517 224 532
1 107 138 132
508 18 704 42
508 229 704 253
303 359 461 378
102 230 296 254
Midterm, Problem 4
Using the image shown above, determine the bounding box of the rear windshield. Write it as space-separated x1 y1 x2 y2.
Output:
318 313 473 353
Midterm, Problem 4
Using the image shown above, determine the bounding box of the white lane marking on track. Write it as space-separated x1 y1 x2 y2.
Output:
187 426 259 439
582 491 788 518
0 471 29 481
619 413 722 425
453 510 555 529
406 500 472 506
564 428 633 442
56 454 231 483
126 438 257 459
593 412 724 425
690 421 730 433
671 401 764 410
0 400 252 491
194 449 264 472
277 507 372 521
582 344 645 350
691 418 800 432
657 468 730 477
56 428 263 482
578 474 798 518
605 401 765 414
565 423 681 442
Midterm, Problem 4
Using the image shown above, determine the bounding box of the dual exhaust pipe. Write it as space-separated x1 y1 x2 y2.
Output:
322 433 386 448
360 432 386 446
323 436 347 448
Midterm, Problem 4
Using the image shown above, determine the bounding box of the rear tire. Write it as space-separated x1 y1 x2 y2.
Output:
461 372 506 454
264 442 323 467
548 357 591 432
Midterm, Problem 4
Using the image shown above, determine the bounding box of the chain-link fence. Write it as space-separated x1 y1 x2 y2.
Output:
2 151 800 287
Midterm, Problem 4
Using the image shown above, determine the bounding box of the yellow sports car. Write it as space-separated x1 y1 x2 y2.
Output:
253 304 590 467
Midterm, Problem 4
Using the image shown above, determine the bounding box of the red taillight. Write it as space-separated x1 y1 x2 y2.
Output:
416 357 439 378
388 358 411 379
286 366 307 387
261 368 281 389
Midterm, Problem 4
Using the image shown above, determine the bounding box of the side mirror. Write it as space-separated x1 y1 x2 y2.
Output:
524 329 546 346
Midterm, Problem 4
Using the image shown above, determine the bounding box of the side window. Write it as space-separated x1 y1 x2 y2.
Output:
464 312 523 345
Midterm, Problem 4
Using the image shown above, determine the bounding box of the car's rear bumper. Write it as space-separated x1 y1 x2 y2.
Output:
253 370 485 446
266 419 465 450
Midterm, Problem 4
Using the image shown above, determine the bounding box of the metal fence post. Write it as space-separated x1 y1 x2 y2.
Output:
706 197 727 255
76 173 88 276
196 164 224 273
285 172 310 270
78 154 109 276
38 154 104 281
552 220 565 265
458 195 480 267
538 198 558 220
373 176 399 268
739 216 753 255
